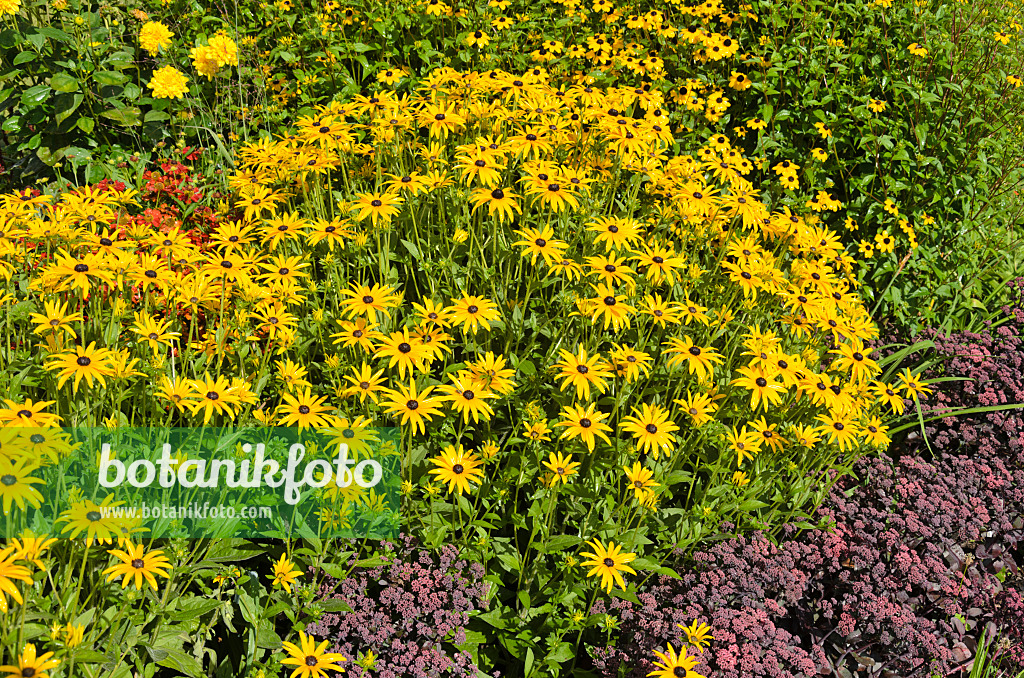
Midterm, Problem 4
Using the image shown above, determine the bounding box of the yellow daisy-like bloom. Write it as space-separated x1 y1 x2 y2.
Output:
0 546 32 613
149 66 190 99
281 630 347 678
542 451 579 486
647 642 704 678
580 538 636 592
678 619 715 651
0 643 60 678
269 553 302 593
102 541 172 591
139 21 173 56
429 444 485 495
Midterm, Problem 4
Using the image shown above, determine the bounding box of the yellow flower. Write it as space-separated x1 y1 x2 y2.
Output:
139 21 173 56
191 45 220 79
579 539 636 592
269 553 302 593
149 66 189 99
207 34 239 66
103 541 172 590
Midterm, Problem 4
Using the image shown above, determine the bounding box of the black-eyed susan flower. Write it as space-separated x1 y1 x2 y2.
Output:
439 375 496 424
471 186 523 223
276 389 336 429
731 365 786 411
556 402 612 452
269 553 302 593
374 328 433 379
623 461 658 502
515 225 567 266
542 451 579 487
103 541 172 590
554 346 613 400
29 299 83 338
380 381 443 435
0 457 44 515
587 283 635 331
429 444 484 495
281 630 347 678
580 538 636 592
353 191 404 228
340 281 402 320
620 403 679 458
449 294 501 333
0 643 60 678
817 411 859 451
871 380 906 415
897 368 932 400
663 337 723 380
607 344 653 382
0 546 32 613
647 642 704 678
44 342 115 393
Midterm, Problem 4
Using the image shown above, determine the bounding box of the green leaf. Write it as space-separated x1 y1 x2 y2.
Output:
75 117 95 134
354 555 389 568
93 70 128 86
155 648 204 678
50 73 79 92
54 93 84 123
1 116 20 133
737 499 770 511
13 51 35 65
545 642 575 663
101 107 141 126
541 534 580 553
21 84 51 106
38 26 73 42
166 597 222 621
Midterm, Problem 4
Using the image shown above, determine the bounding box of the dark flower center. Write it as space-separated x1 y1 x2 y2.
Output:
0 475 16 486
467 305 479 314
87 511 101 521
298 405 310 414
206 391 219 400
491 189 505 199
406 400 419 410
645 424 658 434
652 256 664 264
755 377 768 387
371 199 382 207
453 463 465 474
77 356 92 367
535 238 547 247
853 352 864 361
688 346 701 356
305 656 318 667
398 342 412 353
100 238 113 246
604 296 616 306
74 263 89 273
362 295 374 304
603 557 614 567
579 418 592 428
131 558 145 569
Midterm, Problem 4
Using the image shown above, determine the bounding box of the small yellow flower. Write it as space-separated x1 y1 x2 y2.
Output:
268 553 302 593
